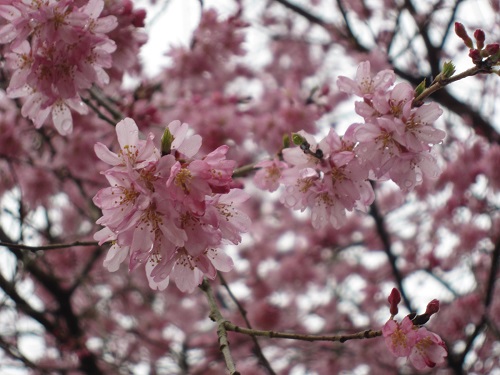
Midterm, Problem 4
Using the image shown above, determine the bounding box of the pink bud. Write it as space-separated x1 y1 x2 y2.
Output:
133 9 147 28
469 49 482 63
455 22 473 48
486 43 500 56
388 288 401 316
425 299 440 316
474 29 486 50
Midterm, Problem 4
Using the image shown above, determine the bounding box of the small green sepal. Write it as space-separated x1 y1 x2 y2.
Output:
161 127 174 156
283 133 290 149
291 133 306 146
414 78 426 97
442 61 456 79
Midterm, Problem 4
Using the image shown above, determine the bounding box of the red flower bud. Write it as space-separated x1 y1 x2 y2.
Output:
388 288 401 316
425 299 440 316
474 29 486 50
469 49 482 63
133 9 147 28
455 22 473 48
486 43 500 56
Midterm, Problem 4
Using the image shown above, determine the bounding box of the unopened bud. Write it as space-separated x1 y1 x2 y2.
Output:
474 29 485 50
455 22 473 48
425 299 440 316
485 43 500 56
133 9 147 28
469 49 482 64
388 288 401 316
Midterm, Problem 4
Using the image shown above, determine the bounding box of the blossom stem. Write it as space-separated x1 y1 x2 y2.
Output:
232 163 257 178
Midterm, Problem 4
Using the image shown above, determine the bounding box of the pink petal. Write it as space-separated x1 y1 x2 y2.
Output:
52 103 73 135
94 143 120 165
116 118 139 149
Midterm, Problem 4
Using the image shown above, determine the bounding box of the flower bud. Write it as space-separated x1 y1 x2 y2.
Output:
455 22 473 48
469 49 482 64
485 43 500 56
388 288 401 316
425 299 440 316
474 29 485 50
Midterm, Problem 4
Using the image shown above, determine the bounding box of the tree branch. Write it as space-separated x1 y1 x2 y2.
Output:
369 188 413 312
0 240 98 252
224 322 382 343
199 279 241 375
218 273 276 375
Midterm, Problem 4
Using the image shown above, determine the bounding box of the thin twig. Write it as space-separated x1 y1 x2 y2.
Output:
233 163 257 178
88 86 126 122
224 322 382 343
413 66 487 105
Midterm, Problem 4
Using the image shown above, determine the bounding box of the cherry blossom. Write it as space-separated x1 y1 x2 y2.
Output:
409 328 448 369
0 2 497 374
93 117 250 292
382 316 417 357
337 60 395 99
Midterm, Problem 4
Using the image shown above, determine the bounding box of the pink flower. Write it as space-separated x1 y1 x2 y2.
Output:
167 120 202 158
147 247 234 293
166 160 212 215
203 145 236 193
409 328 447 370
382 316 418 357
397 103 445 152
205 189 251 245
94 118 159 169
0 0 119 134
337 60 395 99
94 117 250 292
371 82 414 120
388 150 441 192
254 158 289 192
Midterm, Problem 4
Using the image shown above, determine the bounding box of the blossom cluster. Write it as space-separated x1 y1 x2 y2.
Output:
383 288 447 370
93 118 250 292
254 61 446 228
0 0 138 135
